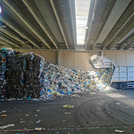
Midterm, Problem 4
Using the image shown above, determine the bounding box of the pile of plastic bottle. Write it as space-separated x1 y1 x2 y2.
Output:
39 62 114 100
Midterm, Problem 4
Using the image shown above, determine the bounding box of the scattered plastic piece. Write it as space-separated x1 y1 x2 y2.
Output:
0 124 15 129
116 103 120 105
1 114 7 117
62 104 74 109
36 110 40 112
36 120 41 124
71 94 80 98
65 112 71 115
35 128 42 131
115 130 125 133
27 96 31 100
90 92 96 95
20 121 25 124
0 110 6 113
25 114 29 116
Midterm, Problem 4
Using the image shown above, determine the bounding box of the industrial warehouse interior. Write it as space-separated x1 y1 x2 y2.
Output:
0 0 134 133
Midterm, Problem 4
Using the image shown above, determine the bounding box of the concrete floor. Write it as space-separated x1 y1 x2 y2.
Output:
1 90 134 134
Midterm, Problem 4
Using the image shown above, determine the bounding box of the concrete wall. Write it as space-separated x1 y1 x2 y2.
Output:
15 49 58 64
58 50 98 71
104 51 134 66
15 49 134 71
59 50 134 71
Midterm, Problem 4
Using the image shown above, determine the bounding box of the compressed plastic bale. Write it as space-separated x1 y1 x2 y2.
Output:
0 49 45 99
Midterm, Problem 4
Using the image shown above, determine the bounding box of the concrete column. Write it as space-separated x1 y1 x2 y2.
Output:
58 50 61 65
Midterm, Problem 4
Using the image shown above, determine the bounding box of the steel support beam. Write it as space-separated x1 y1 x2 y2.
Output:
3 0 51 49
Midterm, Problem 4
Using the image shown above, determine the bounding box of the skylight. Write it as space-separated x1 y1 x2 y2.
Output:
75 0 91 45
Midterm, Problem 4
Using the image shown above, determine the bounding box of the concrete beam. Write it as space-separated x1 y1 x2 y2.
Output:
108 14 134 49
1 17 40 49
0 34 20 48
49 0 69 49
103 0 134 49
0 27 32 49
22 0 58 49
3 0 51 49
86 0 116 49
0 40 13 48
118 33 134 50
124 40 134 50
68 0 77 47
58 50 61 65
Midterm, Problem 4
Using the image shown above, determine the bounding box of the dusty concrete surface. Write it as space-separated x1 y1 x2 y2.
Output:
1 90 134 134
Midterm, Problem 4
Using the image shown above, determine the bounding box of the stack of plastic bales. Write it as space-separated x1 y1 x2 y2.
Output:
0 49 45 100
0 49 16 99
5 52 45 99
0 50 7 99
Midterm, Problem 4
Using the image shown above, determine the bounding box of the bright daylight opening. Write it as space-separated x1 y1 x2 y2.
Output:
75 0 91 45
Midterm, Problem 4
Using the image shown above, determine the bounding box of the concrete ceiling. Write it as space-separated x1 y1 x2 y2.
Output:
0 0 134 51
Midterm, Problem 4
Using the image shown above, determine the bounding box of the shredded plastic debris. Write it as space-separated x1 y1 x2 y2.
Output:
1 114 7 117
36 120 41 124
62 104 74 109
116 103 120 105
71 94 80 98
35 128 42 131
20 121 25 124
0 110 6 113
65 112 71 115
115 130 125 133
0 124 15 129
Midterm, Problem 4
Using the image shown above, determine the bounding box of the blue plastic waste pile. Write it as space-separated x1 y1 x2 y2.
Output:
39 62 95 100
39 62 114 100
